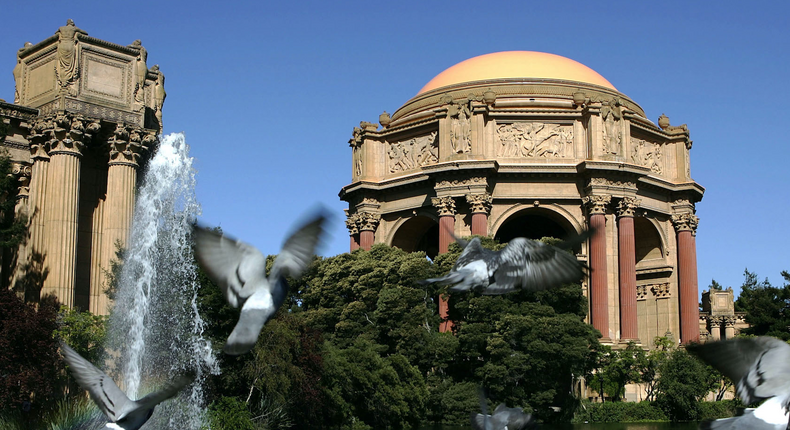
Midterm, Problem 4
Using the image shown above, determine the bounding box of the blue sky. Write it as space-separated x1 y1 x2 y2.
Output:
2 1 788 296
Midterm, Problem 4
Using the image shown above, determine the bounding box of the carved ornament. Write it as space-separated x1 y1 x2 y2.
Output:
432 196 456 217
723 316 736 327
582 194 611 215
617 197 641 218
358 212 381 232
708 316 723 327
55 19 88 96
108 124 151 167
587 177 637 190
671 213 699 233
601 98 623 155
387 131 438 173
631 138 662 174
466 193 492 214
496 122 573 158
650 283 671 298
449 100 471 154
435 176 486 189
12 163 31 199
636 285 647 300
345 213 360 235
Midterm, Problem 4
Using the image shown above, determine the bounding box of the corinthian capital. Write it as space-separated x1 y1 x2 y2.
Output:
582 194 611 215
358 212 381 232
466 193 492 215
432 196 456 217
617 197 641 218
345 213 360 236
108 124 150 167
671 213 699 234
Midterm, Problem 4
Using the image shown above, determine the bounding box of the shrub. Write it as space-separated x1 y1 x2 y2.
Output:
572 401 667 423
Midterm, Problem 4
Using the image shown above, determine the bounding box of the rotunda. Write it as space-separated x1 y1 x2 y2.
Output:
339 51 704 346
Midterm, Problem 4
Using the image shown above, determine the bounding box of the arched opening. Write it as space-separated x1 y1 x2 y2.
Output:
634 217 663 265
391 216 439 259
494 208 577 250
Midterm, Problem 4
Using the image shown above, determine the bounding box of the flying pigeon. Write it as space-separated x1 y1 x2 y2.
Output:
688 336 790 430
419 231 591 295
193 210 327 355
60 342 194 430
471 391 536 430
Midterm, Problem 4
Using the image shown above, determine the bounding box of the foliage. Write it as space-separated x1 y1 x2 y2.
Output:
696 400 740 421
572 400 668 423
101 241 127 303
0 289 63 415
655 347 717 421
635 335 675 402
590 342 644 401
207 397 255 430
53 306 107 364
736 269 790 340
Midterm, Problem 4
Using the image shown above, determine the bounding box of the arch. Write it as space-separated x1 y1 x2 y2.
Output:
389 215 440 259
492 204 582 251
634 217 664 265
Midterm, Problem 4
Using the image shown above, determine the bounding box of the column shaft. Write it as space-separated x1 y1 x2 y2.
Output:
438 215 454 254
471 212 487 236
350 235 360 251
359 230 374 251
590 213 609 340
94 163 137 314
42 151 81 306
677 230 700 343
618 216 638 340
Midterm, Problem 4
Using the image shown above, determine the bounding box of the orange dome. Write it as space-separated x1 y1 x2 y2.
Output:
417 51 616 95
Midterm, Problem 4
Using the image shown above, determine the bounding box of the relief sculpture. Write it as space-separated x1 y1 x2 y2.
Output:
496 122 573 158
449 102 471 154
388 131 438 173
631 138 663 174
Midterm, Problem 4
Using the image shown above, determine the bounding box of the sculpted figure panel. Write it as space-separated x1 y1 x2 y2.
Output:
450 102 471 154
631 137 663 174
387 131 438 173
496 122 573 158
55 19 87 96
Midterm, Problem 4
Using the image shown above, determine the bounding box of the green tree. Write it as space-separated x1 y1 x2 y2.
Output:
53 306 107 365
655 347 716 421
735 269 790 340
591 342 644 401
636 335 674 402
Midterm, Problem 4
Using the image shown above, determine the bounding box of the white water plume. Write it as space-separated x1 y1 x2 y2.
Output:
107 133 218 429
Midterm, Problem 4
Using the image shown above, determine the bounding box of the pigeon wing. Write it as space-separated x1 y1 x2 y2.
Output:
453 238 494 270
135 374 195 411
489 238 583 294
193 226 266 307
60 342 130 422
688 336 790 405
269 212 327 282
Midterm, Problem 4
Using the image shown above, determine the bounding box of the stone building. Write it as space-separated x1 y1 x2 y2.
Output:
699 287 747 341
340 51 704 346
0 20 164 315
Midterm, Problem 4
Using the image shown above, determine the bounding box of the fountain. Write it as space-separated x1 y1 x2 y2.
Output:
106 133 218 429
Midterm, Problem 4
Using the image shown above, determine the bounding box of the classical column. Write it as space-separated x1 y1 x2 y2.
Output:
23 119 52 301
432 197 456 254
583 194 611 341
672 212 700 344
345 212 360 252
42 113 87 306
617 197 640 341
466 193 492 236
93 125 150 314
723 316 735 340
432 196 457 332
358 212 380 251
9 163 31 291
709 316 722 341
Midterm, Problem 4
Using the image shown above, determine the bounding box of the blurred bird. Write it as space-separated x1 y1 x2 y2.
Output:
60 342 193 430
471 391 536 430
418 230 591 295
193 210 327 355
688 336 790 430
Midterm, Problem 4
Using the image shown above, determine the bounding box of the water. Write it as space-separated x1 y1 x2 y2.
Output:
106 133 218 429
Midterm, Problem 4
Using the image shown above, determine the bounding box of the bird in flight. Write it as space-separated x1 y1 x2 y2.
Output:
419 230 591 295
60 342 194 430
688 336 790 430
193 210 327 355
